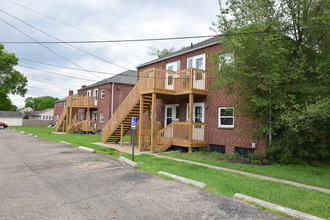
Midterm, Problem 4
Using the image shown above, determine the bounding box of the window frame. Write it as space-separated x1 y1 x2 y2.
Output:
100 89 105 99
99 113 104 123
187 54 206 70
218 107 234 128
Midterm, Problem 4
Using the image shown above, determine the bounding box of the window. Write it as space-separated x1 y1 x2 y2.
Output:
218 107 234 128
101 89 105 99
93 89 98 97
235 147 254 157
187 54 206 70
219 53 234 68
92 111 97 120
99 113 104 123
186 103 205 122
80 114 84 120
167 75 173 85
166 61 180 71
42 116 46 119
87 90 91 96
209 144 226 154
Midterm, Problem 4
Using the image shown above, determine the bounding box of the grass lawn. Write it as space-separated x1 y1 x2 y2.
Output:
161 151 330 189
134 154 330 219
10 126 330 219
11 126 129 155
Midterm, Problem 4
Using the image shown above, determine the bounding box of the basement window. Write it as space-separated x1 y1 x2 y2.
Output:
209 144 226 154
235 147 254 158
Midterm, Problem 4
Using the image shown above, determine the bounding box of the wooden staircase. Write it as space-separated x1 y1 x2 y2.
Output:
55 108 67 132
102 82 152 143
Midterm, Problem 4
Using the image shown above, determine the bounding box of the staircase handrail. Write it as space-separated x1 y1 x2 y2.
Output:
102 81 141 142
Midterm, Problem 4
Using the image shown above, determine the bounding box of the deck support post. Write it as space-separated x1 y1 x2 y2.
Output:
189 93 194 153
150 92 156 153
138 95 144 151
120 123 123 147
69 107 73 133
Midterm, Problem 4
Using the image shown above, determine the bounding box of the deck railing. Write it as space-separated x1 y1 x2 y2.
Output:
156 122 208 145
66 96 98 107
81 120 97 131
139 68 208 92
102 81 142 142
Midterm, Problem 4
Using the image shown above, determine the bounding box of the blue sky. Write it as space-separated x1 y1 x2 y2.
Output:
1 0 222 108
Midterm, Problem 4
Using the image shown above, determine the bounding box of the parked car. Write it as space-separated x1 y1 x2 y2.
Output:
0 122 8 129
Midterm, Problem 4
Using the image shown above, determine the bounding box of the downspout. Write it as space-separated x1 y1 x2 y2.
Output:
111 82 115 117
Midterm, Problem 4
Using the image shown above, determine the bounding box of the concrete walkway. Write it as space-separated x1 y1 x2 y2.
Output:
92 142 330 194
93 142 151 155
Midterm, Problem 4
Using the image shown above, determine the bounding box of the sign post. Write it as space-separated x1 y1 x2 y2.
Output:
131 117 137 161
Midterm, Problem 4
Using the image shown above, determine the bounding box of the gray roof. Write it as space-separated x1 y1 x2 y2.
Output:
78 70 137 91
55 93 77 103
34 108 54 115
137 35 221 68
0 111 23 118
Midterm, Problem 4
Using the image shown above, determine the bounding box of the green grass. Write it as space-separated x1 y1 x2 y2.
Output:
160 151 330 189
10 126 330 219
12 126 120 155
133 154 330 219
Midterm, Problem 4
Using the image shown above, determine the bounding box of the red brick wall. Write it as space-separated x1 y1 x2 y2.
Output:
137 43 265 154
78 83 135 130
53 100 65 122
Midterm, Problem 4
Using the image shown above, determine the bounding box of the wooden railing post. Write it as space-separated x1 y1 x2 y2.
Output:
120 123 123 147
188 93 194 152
138 94 144 151
150 92 156 153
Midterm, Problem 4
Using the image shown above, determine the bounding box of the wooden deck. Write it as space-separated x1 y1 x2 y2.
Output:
102 67 210 153
66 96 98 108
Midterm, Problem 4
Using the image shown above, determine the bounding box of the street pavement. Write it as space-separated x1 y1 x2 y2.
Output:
0 129 286 220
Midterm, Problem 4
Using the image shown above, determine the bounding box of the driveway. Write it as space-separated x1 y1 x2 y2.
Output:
0 129 285 220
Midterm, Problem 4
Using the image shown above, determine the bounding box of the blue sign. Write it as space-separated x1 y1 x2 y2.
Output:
131 117 137 129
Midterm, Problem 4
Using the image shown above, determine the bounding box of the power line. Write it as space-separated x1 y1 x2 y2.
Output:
19 64 98 82
0 15 101 80
26 75 80 87
19 58 120 76
0 9 129 71
7 0 149 55
1 25 329 44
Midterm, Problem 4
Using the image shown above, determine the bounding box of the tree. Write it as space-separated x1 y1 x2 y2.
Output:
148 45 175 58
0 95 17 111
212 0 330 164
25 96 59 111
0 44 28 111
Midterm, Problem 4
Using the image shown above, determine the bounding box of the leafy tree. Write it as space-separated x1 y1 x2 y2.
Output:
25 96 59 111
0 95 17 111
148 45 175 58
0 44 28 111
212 0 330 164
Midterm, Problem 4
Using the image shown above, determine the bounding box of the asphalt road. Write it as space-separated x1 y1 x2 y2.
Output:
0 129 286 220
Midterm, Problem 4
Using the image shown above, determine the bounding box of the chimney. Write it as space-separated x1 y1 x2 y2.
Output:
69 90 73 96
82 85 87 88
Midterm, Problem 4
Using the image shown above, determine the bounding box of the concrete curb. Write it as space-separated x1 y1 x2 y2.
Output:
118 156 138 168
60 141 71 145
78 146 96 153
234 193 325 220
158 171 207 189
20 131 25 133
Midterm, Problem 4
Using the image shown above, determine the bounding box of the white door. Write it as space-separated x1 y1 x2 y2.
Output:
165 61 180 90
187 54 206 90
165 104 179 126
164 104 179 138
186 103 205 141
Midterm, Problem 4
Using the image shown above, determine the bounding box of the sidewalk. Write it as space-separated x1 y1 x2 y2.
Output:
93 142 330 194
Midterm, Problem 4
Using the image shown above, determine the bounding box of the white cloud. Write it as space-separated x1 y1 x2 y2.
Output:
1 0 220 108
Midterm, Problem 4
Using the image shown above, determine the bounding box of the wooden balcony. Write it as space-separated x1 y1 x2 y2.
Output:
140 122 208 153
66 96 98 108
139 68 209 96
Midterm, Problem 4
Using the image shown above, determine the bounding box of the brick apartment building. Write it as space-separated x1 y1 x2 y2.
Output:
55 70 137 133
102 36 263 155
